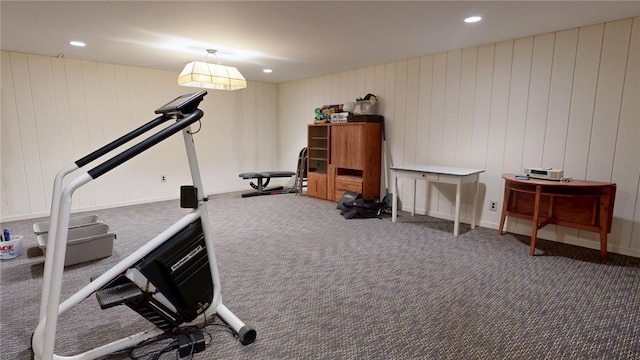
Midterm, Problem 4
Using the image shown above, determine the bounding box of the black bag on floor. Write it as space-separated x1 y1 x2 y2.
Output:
337 191 361 212
340 198 384 219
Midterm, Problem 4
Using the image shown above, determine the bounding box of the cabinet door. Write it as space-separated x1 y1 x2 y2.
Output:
307 172 327 199
331 124 364 169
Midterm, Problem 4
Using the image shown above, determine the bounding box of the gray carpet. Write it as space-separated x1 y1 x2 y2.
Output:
1 192 639 359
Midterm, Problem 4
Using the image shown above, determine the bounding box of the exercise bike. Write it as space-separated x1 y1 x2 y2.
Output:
31 91 256 359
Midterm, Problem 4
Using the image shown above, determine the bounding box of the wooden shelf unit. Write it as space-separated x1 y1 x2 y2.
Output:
307 121 382 202
307 124 330 199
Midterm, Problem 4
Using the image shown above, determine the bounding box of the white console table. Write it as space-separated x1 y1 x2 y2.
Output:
390 165 485 236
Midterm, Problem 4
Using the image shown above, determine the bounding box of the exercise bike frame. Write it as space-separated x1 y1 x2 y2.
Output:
32 93 253 360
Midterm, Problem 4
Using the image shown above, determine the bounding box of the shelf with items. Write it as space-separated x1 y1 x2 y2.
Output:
307 124 330 199
307 124 329 174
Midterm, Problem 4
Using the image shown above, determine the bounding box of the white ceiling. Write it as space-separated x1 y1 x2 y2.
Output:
2 1 639 84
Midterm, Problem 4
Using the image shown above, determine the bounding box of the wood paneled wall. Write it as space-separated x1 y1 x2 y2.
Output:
1 52 279 221
277 17 640 257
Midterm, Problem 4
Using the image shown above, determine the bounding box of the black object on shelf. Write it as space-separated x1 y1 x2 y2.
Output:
347 115 384 123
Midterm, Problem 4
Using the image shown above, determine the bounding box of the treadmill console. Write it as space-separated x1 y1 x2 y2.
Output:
155 90 208 115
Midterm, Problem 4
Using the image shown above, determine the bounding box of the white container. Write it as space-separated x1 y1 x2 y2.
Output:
0 235 24 260
37 224 115 266
33 214 100 235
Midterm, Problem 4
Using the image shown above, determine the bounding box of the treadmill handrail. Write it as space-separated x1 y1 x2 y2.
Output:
88 109 204 179
75 114 170 168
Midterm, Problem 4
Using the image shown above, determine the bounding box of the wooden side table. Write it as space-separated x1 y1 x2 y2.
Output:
499 174 616 260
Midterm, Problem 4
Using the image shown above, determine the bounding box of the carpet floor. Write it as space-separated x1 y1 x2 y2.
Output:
1 192 639 359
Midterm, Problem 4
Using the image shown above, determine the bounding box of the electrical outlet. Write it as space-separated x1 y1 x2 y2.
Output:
161 175 166 182
489 200 498 211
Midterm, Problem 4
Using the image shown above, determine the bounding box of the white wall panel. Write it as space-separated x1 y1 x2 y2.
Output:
470 44 494 220
428 53 447 167
587 19 632 182
458 47 478 219
438 50 462 216
110 65 131 205
382 62 396 134
51 58 75 169
1 52 30 216
339 72 349 104
522 33 554 169
374 65 386 107
63 58 94 208
503 37 533 175
611 17 640 250
382 62 397 198
470 44 494 171
356 68 367 98
502 37 533 235
10 52 47 213
560 24 605 244
521 33 556 239
94 62 120 206
564 23 604 180
414 55 433 212
404 59 420 168
330 73 340 104
543 28 578 170
375 64 389 196
28 55 63 214
457 47 477 168
403 58 421 211
365 66 376 96
485 40 513 226
393 60 408 203
443 50 462 166
346 70 357 102
427 53 447 212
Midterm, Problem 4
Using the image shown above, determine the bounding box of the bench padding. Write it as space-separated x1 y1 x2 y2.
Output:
239 171 295 179
238 171 296 197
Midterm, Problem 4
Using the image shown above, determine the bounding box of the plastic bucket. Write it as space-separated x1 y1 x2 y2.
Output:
0 235 24 260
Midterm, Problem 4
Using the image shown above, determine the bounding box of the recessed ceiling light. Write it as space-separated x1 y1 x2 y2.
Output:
464 16 482 23
263 69 273 73
69 41 86 47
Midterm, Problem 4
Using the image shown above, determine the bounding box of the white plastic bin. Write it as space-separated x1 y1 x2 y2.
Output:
37 223 115 266
32 214 100 235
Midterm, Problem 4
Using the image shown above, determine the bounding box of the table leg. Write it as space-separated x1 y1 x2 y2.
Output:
498 181 511 235
392 171 398 223
599 231 608 261
453 180 461 237
471 175 479 229
411 179 416 217
530 185 542 256
599 195 609 260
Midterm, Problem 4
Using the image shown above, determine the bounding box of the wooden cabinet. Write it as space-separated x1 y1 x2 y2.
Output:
307 121 382 202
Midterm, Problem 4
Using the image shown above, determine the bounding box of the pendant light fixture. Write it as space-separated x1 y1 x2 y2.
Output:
178 49 247 91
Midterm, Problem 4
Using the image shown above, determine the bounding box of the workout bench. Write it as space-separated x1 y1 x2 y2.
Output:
239 171 295 197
